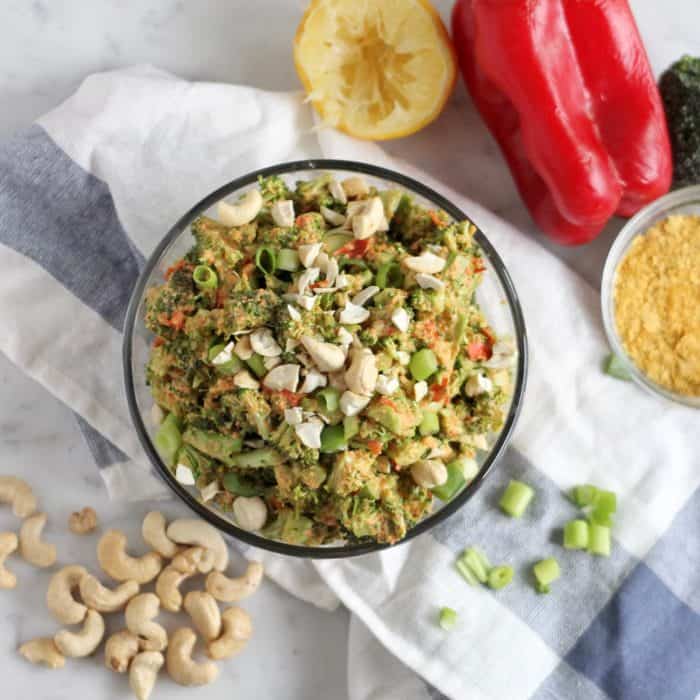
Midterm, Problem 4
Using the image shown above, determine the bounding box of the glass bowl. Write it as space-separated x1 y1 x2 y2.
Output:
123 160 528 558
602 185 700 409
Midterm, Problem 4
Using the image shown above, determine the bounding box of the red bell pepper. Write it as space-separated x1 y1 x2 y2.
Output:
452 0 672 245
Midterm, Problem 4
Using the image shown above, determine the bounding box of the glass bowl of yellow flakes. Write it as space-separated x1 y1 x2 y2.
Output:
602 184 700 408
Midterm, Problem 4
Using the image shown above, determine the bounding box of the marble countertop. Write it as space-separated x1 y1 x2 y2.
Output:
0 1 694 698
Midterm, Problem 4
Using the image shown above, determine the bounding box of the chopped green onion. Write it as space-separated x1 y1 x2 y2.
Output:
450 456 479 481
324 231 353 253
604 353 632 381
487 565 514 590
595 490 617 515
455 559 479 586
431 461 467 502
589 509 613 527
375 262 404 289
570 484 599 508
438 607 458 631
533 557 560 594
222 472 264 497
245 353 266 378
317 387 340 414
453 313 468 344
588 522 611 557
255 246 277 275
563 519 590 550
207 343 243 375
409 348 438 381
226 448 282 469
343 415 360 440
320 425 346 453
459 547 491 584
418 410 440 436
499 479 534 518
276 248 300 272
154 413 182 467
193 265 218 289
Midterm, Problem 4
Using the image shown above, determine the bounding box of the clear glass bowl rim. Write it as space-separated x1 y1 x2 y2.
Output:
122 159 529 558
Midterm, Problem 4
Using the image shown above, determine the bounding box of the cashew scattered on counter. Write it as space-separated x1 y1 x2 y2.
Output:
183 591 221 642
19 512 56 568
166 627 219 687
171 546 215 575
105 629 140 673
68 507 98 535
125 593 168 652
18 637 65 669
207 606 253 661
166 519 228 572
97 529 162 583
129 651 164 700
0 476 37 518
79 574 139 613
155 565 194 613
205 561 264 603
0 532 18 589
54 609 105 658
46 565 88 624
141 511 180 559
217 189 263 227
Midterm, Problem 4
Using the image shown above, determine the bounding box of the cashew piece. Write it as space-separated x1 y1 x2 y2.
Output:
142 511 179 558
130 650 164 700
166 519 228 572
217 189 263 227
300 336 346 372
0 532 18 589
184 591 221 642
46 565 88 624
155 565 194 612
19 638 65 669
105 629 140 672
54 609 105 658
0 476 37 518
171 546 215 575
206 561 264 603
97 529 162 583
19 512 56 568
410 460 448 489
79 573 139 612
166 627 219 687
207 607 253 660
68 507 98 534
125 593 168 652
344 348 378 396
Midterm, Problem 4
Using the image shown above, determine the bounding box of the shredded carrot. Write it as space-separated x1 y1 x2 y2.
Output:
468 340 492 361
152 337 165 348
335 238 371 259
430 376 449 402
215 287 227 308
295 214 316 228
377 397 397 410
367 440 382 456
164 259 186 280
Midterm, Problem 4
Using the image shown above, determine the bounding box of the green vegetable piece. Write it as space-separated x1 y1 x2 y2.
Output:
360 480 380 500
207 344 243 375
589 509 613 527
431 462 467 502
222 472 264 497
324 231 353 253
453 313 468 345
499 479 534 518
320 424 347 453
193 264 218 289
455 559 479 586
459 547 491 584
409 348 438 381
226 447 283 469
570 484 599 508
182 427 242 462
375 262 404 289
276 248 300 272
154 413 182 467
533 557 560 594
419 410 440 436
487 565 514 590
255 246 277 275
563 519 590 550
262 510 314 544
343 415 360 440
595 490 617 515
588 522 612 557
604 353 632 381
378 189 404 220
438 607 458 631
368 404 403 435
245 353 267 378
317 387 340 414
450 456 479 482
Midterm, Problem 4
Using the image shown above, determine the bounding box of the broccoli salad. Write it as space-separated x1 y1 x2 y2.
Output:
145 173 515 546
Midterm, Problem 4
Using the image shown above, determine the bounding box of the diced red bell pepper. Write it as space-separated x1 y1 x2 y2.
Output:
335 238 371 258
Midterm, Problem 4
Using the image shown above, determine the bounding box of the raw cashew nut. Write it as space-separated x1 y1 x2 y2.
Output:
155 566 194 612
166 627 219 687
54 609 105 658
205 561 264 603
46 565 88 624
344 348 378 396
125 593 168 652
171 546 215 575
183 591 221 642
79 574 139 612
300 336 346 372
142 511 179 558
207 607 253 660
105 629 140 673
166 519 228 572
130 651 164 700
0 476 37 518
0 532 18 589
410 460 448 489
19 512 56 568
19 637 65 669
97 529 162 583
68 507 98 534
217 189 263 227
341 176 369 199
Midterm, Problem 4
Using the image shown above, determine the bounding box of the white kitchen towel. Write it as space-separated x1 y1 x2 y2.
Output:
0 66 698 700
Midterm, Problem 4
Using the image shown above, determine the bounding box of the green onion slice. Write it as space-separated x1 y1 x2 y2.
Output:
455 559 479 586
533 557 560 594
376 262 404 289
324 231 353 253
604 353 632 381
570 484 599 508
193 265 218 289
563 519 589 550
154 413 182 467
438 607 458 631
320 424 346 453
487 565 514 590
317 387 340 414
255 246 277 275
431 462 467 502
459 547 491 584
276 248 300 272
409 348 438 381
418 410 440 436
222 472 264 497
588 523 611 557
245 353 266 378
499 479 534 518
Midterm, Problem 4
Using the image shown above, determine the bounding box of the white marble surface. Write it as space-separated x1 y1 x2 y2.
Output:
0 1 696 699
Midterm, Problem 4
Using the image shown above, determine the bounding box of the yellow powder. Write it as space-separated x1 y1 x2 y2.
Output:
614 214 700 396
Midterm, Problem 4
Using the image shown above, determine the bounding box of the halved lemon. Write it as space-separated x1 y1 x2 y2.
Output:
294 0 457 141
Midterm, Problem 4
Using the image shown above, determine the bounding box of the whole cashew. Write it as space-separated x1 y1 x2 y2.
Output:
206 561 264 603
46 565 88 624
97 529 162 583
130 651 164 700
155 565 193 612
207 607 253 660
171 546 215 575
79 574 139 613
68 507 98 535
217 189 263 227
0 476 37 518
142 511 179 558
19 512 56 568
105 629 140 673
19 637 65 669
183 591 221 642
125 593 168 652
166 519 228 572
166 627 219 687
0 532 18 589
54 609 105 658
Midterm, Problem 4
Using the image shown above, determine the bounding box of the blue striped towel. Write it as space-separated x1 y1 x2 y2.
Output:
0 66 698 700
